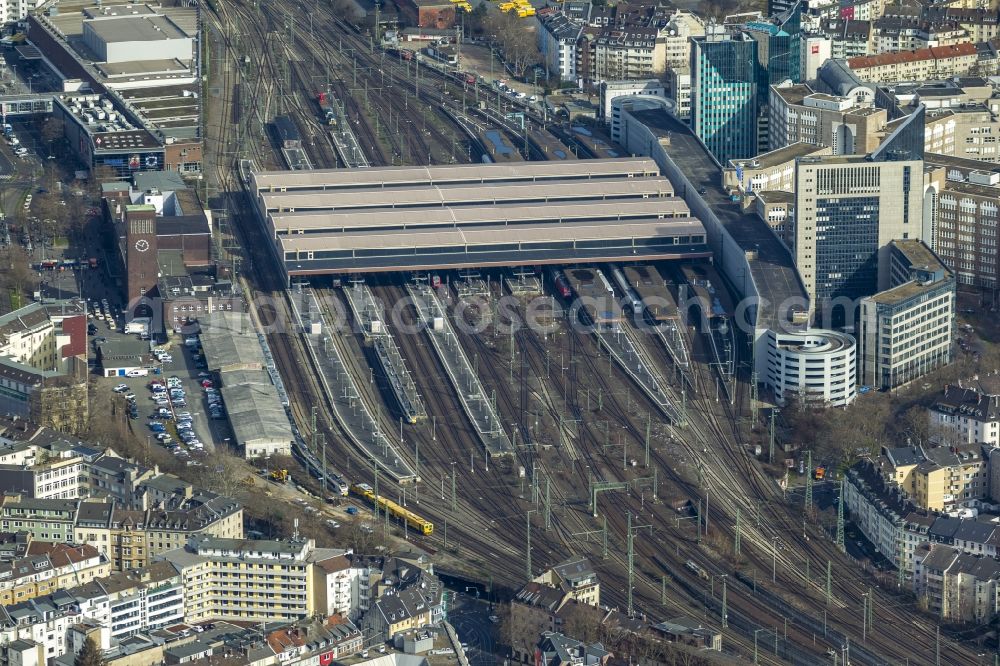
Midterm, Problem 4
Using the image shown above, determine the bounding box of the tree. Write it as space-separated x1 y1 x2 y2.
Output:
483 11 540 78
896 405 932 447
74 637 105 666
0 244 37 298
201 450 253 499
40 116 64 157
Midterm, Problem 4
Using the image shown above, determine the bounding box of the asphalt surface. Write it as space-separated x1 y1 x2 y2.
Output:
447 593 497 666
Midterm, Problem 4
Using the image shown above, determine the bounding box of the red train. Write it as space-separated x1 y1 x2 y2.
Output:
548 268 572 299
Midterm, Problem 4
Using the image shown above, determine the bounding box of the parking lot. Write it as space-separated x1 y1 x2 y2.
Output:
94 326 232 463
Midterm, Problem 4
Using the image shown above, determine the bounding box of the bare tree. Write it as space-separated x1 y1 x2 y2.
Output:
484 11 540 78
0 244 37 298
40 117 64 157
202 450 255 499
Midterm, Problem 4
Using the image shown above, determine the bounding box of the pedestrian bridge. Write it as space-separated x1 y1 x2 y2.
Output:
0 94 53 117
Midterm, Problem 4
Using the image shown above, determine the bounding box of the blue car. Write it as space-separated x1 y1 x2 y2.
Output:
149 423 166 433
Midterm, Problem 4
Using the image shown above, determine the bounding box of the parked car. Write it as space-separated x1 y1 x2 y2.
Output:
113 384 129 392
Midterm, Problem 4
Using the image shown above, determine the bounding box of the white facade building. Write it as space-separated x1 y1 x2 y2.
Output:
859 240 955 391
929 383 1000 447
765 329 857 407
601 79 666 124
662 11 705 69
537 13 581 83
665 67 691 120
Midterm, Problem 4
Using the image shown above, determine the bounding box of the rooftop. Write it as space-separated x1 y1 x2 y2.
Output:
83 15 188 43
625 106 808 332
221 382 294 448
251 158 660 192
868 279 950 306
729 142 826 170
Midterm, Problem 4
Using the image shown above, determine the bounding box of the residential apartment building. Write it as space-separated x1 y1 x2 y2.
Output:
880 443 987 511
584 27 666 82
793 151 923 312
0 542 109 606
828 20 873 60
0 490 243 572
0 301 88 433
362 586 435 642
924 155 1000 289
929 380 1000 447
859 240 955 391
662 10 704 69
871 16 935 53
537 11 583 83
769 82 886 154
158 537 346 623
0 496 79 543
913 544 1000 623
691 29 760 164
0 593 83 664
848 43 979 82
265 616 363 662
71 562 184 638
843 458 996 575
0 443 95 501
532 557 601 608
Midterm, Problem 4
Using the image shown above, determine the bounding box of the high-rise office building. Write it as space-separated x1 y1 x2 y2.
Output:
691 30 760 164
794 111 926 321
794 155 923 318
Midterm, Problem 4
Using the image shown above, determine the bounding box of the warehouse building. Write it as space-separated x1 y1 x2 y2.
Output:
200 314 293 460
249 159 710 278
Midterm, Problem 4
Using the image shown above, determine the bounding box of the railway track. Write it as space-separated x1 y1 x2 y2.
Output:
202 1 982 660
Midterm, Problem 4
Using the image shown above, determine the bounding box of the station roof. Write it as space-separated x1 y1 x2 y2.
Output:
259 177 675 212
251 158 660 192
267 198 692 235
279 217 706 253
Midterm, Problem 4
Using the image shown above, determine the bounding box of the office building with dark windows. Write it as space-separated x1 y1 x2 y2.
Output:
793 153 923 320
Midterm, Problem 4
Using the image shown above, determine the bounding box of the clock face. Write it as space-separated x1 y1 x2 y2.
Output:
135 239 150 252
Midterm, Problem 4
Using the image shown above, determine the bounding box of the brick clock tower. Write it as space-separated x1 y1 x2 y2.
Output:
124 208 158 305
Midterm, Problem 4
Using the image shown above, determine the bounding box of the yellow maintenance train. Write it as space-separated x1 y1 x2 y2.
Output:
351 483 434 536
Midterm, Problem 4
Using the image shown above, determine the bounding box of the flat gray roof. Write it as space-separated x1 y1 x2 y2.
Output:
84 15 188 42
268 198 692 235
280 217 706 253
729 142 826 170
252 158 660 191
221 383 293 447
629 108 809 331
259 178 675 212
200 325 265 371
